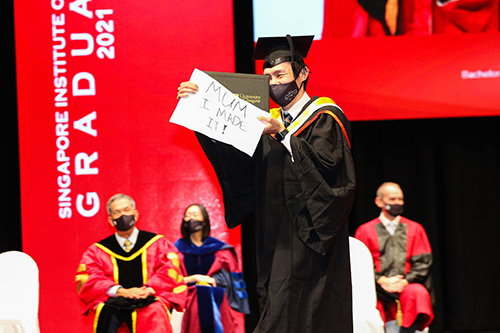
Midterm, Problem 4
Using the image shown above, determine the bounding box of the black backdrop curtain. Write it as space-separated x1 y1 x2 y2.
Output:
1 0 22 255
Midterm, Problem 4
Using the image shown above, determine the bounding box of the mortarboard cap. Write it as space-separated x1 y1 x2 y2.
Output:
252 35 314 69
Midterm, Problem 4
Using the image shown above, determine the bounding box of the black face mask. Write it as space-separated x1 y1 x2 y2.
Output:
384 203 404 217
113 214 136 231
183 219 205 234
269 80 301 107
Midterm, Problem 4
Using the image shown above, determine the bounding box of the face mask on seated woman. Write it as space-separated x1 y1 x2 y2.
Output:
183 219 205 233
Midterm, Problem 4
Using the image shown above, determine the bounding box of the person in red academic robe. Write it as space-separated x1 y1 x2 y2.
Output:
174 204 250 333
355 182 434 333
75 193 188 333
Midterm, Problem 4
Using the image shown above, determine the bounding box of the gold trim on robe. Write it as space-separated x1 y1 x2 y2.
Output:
93 303 105 333
76 264 89 293
94 235 164 261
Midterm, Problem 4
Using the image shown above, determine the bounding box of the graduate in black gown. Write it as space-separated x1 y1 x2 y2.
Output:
177 35 356 333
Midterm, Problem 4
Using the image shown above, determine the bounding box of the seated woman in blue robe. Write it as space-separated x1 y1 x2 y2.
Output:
174 204 249 333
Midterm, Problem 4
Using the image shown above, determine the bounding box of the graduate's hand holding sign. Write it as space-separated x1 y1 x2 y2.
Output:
172 69 269 157
256 115 285 135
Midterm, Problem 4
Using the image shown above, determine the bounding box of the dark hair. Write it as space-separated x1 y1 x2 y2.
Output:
180 204 211 241
292 60 309 90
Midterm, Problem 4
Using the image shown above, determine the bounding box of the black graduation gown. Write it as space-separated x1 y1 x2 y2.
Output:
196 96 356 332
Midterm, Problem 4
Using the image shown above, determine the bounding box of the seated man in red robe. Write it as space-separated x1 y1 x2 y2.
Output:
355 182 434 333
75 193 188 333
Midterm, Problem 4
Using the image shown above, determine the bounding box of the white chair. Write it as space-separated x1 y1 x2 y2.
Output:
170 309 184 333
0 251 40 333
349 237 385 333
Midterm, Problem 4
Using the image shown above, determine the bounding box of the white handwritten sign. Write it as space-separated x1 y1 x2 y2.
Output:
170 69 269 156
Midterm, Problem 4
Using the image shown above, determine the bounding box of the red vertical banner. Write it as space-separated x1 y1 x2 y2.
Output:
14 0 239 331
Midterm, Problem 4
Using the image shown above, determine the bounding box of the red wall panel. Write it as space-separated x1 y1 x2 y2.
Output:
14 0 238 331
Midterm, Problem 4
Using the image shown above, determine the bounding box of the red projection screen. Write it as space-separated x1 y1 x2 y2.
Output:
14 0 239 331
253 0 500 121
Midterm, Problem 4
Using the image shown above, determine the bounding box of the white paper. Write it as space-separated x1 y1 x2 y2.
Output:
170 68 269 156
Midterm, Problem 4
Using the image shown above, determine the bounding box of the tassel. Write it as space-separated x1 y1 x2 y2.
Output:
396 299 403 326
